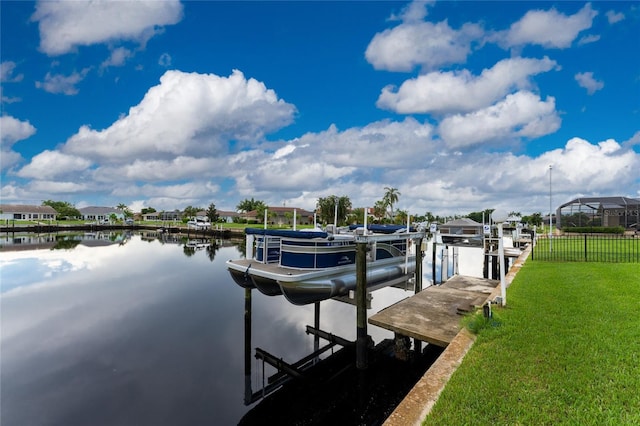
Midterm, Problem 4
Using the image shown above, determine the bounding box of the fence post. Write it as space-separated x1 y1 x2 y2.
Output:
584 234 587 262
531 230 535 260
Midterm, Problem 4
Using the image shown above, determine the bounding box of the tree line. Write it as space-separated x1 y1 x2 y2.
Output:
41 189 545 227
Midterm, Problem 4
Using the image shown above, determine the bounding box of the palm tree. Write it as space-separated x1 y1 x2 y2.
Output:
315 195 352 225
373 200 387 222
383 187 400 220
116 203 133 218
395 209 408 225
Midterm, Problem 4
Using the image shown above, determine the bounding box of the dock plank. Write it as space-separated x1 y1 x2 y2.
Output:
369 275 498 347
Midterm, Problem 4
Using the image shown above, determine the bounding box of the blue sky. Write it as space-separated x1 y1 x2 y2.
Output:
1 1 638 216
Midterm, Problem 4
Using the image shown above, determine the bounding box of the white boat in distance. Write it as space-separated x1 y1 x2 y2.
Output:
187 216 211 230
185 239 210 250
226 224 422 305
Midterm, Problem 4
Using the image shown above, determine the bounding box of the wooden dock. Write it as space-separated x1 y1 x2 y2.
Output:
369 275 499 347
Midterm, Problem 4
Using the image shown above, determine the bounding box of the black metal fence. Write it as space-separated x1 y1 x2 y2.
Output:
531 234 640 262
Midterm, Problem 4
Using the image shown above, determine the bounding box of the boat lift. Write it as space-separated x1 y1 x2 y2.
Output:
243 230 426 406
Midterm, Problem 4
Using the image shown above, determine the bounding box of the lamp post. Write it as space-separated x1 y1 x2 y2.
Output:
549 165 553 252
491 209 508 306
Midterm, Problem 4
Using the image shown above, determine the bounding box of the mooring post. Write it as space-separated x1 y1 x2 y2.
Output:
356 241 368 370
491 243 498 280
432 239 437 285
441 245 448 283
415 238 423 293
244 288 252 405
453 246 459 275
483 240 489 278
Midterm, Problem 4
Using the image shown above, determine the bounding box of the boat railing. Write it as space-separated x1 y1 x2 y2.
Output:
376 242 405 258
279 236 356 269
253 235 281 264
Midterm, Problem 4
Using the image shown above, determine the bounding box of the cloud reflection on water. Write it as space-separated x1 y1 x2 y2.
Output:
1 234 492 425
2 236 256 425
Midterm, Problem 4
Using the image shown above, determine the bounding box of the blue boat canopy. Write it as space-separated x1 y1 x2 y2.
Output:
245 228 328 239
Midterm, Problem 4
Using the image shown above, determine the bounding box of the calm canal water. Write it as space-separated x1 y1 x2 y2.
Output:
1 231 485 425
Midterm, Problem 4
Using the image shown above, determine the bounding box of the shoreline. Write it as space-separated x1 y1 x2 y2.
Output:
0 223 244 238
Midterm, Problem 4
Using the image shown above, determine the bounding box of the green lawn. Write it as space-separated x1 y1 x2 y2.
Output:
423 261 640 425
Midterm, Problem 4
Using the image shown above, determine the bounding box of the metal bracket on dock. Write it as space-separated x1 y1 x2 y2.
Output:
246 327 354 405
305 325 354 348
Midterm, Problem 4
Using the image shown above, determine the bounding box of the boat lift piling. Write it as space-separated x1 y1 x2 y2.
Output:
413 238 424 354
244 288 252 405
356 242 368 370
314 302 321 361
355 232 425 370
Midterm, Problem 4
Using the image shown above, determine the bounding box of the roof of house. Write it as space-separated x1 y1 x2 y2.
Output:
0 204 58 214
79 206 123 215
442 218 482 227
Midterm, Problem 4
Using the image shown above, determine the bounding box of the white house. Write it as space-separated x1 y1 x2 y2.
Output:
217 210 241 223
0 204 58 221
141 212 161 221
79 206 125 222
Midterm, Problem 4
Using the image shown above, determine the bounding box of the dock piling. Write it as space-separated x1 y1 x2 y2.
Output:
414 238 423 354
244 288 252 405
356 242 368 370
314 302 320 361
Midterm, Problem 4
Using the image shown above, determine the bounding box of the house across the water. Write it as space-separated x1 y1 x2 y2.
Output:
243 207 316 226
78 206 125 222
0 204 58 221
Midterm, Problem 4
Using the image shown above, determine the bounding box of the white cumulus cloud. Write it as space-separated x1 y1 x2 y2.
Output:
549 138 638 192
61 70 296 161
365 18 483 72
438 91 561 148
100 47 134 71
605 10 625 24
92 156 224 183
377 56 558 114
0 61 24 83
575 72 604 95
230 118 435 196
31 0 184 55
17 150 92 180
28 180 89 194
1 115 36 147
495 3 597 49
1 115 36 169
110 182 219 200
35 69 91 95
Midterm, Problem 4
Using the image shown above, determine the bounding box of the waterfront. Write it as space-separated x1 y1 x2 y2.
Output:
1 231 484 425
